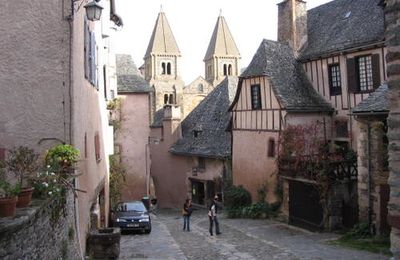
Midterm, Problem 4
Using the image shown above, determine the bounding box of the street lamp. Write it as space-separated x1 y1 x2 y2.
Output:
84 0 103 21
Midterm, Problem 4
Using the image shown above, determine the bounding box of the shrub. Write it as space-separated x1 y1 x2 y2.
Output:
224 185 251 209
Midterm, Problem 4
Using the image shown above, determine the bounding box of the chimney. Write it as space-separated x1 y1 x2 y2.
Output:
277 0 308 53
162 104 182 144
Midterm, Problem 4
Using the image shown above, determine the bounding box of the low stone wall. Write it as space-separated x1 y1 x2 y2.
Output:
0 193 81 259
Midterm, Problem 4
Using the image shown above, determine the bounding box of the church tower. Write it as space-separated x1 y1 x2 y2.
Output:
204 14 241 87
144 10 184 113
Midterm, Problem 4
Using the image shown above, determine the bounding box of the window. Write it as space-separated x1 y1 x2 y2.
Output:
198 157 205 170
161 62 171 75
228 64 232 75
84 133 88 158
94 133 101 163
268 138 275 157
335 120 349 138
347 54 380 93
251 84 262 110
84 18 97 87
169 94 174 104
167 62 171 75
164 94 169 104
197 84 204 92
161 62 166 75
223 64 227 76
328 64 342 96
357 56 373 92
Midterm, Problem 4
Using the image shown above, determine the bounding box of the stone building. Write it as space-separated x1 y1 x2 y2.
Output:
229 39 334 228
352 84 390 235
147 12 241 207
115 54 153 201
0 0 121 257
229 0 387 230
170 77 238 207
383 0 400 257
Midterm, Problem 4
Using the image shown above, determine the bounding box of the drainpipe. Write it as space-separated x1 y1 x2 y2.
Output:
367 121 372 231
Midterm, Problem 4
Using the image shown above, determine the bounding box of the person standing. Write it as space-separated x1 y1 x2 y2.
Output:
208 195 221 236
182 199 192 231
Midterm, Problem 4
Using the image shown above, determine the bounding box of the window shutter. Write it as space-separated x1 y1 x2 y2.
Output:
84 19 89 79
346 58 357 93
372 54 381 89
90 32 96 86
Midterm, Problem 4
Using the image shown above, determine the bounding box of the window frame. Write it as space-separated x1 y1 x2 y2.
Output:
250 84 262 110
356 55 373 93
328 63 342 96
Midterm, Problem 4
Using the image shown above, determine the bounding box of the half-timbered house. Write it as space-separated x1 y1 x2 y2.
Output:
229 39 333 204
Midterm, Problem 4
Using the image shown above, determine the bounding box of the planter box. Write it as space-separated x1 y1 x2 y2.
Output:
87 227 121 259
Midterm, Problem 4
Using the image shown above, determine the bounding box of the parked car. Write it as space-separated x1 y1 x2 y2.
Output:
112 201 151 233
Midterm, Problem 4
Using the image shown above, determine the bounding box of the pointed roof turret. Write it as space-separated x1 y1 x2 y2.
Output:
204 14 240 61
144 11 180 59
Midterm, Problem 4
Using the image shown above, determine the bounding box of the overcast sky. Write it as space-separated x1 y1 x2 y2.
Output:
113 0 333 84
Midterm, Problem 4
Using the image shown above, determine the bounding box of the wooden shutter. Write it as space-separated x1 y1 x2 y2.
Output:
90 32 96 86
94 133 101 162
347 58 357 93
372 54 381 89
84 19 89 79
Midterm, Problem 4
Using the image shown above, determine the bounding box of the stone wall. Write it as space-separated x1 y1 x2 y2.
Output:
357 120 390 235
0 193 81 260
385 0 400 257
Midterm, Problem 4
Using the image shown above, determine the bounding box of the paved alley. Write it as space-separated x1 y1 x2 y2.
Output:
119 209 388 260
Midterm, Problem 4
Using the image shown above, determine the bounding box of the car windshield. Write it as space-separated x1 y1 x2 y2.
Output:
116 202 146 212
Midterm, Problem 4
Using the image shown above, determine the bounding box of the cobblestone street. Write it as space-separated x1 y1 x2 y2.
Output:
119 209 388 260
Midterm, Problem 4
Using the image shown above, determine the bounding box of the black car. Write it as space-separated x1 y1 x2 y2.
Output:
112 201 151 233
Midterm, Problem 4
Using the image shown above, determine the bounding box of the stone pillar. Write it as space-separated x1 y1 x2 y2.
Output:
385 0 400 257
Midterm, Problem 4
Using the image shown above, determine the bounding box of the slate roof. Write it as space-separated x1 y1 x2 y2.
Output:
204 15 241 61
116 54 152 93
169 76 238 159
352 83 389 114
299 0 384 60
240 39 332 112
144 12 180 59
150 109 164 128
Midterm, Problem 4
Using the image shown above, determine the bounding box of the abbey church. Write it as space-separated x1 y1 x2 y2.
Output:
115 10 241 206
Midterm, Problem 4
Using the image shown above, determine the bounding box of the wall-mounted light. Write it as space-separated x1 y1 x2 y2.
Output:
84 0 103 21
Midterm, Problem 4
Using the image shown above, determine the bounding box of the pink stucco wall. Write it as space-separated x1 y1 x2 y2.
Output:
0 1 113 255
117 94 150 200
149 114 191 208
232 131 279 203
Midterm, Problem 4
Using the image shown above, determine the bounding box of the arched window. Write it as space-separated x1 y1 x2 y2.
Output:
197 84 204 92
167 62 171 75
223 64 227 76
164 94 169 104
169 94 174 104
161 62 166 75
228 64 232 75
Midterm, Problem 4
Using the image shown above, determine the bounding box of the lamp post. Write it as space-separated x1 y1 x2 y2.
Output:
84 0 103 21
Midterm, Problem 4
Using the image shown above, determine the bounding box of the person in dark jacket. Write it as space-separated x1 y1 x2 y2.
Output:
182 199 192 231
208 195 221 236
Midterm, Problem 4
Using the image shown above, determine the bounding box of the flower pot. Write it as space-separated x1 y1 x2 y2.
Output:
17 187 34 208
0 197 17 218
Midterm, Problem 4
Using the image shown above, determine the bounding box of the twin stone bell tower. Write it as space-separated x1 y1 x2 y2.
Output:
143 10 241 116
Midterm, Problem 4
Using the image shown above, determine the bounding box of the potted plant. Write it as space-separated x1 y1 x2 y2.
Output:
5 146 39 207
0 168 21 217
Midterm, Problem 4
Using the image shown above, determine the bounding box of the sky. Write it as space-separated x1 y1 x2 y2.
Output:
113 0 333 85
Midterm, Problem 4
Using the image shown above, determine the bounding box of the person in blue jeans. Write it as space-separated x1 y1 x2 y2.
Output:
182 199 192 231
208 195 221 236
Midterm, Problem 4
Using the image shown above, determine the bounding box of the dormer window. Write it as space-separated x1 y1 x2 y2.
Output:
193 129 202 138
197 84 204 92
